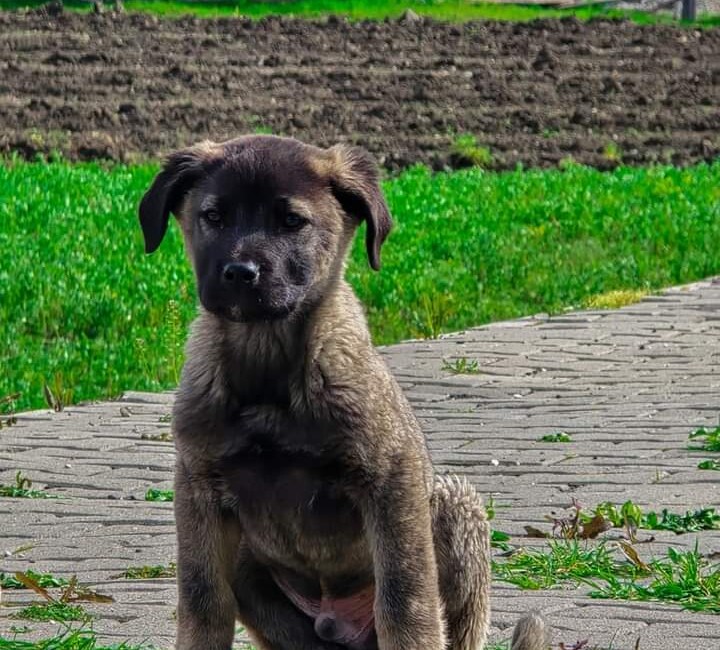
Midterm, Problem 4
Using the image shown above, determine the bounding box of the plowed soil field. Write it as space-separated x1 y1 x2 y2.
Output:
1 8 719 170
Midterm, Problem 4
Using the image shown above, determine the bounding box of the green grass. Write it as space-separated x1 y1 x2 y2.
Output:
450 134 493 169
539 432 572 443
588 546 720 613
493 540 720 613
0 571 69 589
3 160 720 411
10 603 89 623
116 563 176 579
493 540 630 590
689 425 720 452
144 488 174 502
698 459 720 470
2 0 720 26
441 357 481 375
588 501 720 535
0 472 55 498
0 628 156 649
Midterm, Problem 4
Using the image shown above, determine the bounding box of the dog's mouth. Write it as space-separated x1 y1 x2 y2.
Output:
213 301 297 323
199 277 304 323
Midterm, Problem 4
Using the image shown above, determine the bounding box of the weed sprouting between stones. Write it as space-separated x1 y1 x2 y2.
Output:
11 602 89 623
144 488 174 502
0 627 158 649
493 541 720 613
0 571 68 589
0 471 55 499
689 425 720 471
539 432 572 443
115 563 176 579
5 573 113 623
441 358 481 375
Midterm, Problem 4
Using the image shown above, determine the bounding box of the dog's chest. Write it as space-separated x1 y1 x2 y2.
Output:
213 433 365 563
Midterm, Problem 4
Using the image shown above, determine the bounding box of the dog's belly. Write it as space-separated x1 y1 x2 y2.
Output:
217 449 370 576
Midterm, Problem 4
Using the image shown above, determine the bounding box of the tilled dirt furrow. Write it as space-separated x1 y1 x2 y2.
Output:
1 10 719 169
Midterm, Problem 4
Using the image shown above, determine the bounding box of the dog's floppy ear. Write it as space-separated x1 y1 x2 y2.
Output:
326 145 393 271
139 142 220 254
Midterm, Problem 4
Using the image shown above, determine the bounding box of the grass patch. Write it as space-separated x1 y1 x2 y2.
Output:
588 546 720 613
698 459 720 470
450 134 493 169
2 0 719 26
493 540 628 590
0 571 68 589
0 628 155 649
144 488 174 502
584 288 648 309
689 425 720 452
10 603 88 623
3 160 720 410
441 357 481 375
539 432 572 443
588 501 720 536
0 472 55 498
115 563 176 579
493 540 720 613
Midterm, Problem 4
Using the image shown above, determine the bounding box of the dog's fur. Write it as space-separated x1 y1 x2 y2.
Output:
139 135 548 650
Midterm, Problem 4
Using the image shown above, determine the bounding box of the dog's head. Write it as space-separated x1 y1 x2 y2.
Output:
139 136 392 322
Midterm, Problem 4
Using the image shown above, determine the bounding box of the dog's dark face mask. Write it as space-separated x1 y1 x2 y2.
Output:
138 136 392 323
182 157 329 323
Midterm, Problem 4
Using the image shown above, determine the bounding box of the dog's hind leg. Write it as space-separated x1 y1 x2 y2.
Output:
431 475 549 650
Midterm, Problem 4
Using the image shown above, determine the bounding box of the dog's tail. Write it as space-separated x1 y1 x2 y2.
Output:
509 611 549 650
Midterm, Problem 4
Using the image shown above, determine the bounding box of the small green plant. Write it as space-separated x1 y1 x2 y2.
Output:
490 530 512 552
450 134 493 168
602 142 622 163
588 501 720 535
698 459 720 471
0 392 19 428
492 540 631 590
7 573 113 623
42 374 73 412
494 537 720 613
589 546 720 613
0 628 156 649
145 488 174 502
689 425 720 452
0 571 68 589
441 358 481 375
116 563 177 579
11 602 88 623
539 432 572 443
0 471 55 498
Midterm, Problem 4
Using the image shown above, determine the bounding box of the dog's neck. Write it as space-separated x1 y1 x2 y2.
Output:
201 278 368 403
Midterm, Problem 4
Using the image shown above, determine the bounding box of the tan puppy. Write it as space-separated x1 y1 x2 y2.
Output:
139 135 547 650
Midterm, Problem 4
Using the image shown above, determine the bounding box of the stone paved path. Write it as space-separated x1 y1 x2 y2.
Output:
2 278 720 649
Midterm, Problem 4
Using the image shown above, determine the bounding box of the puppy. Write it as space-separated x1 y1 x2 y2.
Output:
139 135 547 650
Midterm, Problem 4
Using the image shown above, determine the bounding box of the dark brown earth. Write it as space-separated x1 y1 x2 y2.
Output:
1 8 720 170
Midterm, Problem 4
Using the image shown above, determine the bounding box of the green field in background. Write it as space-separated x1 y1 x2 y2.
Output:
2 158 720 411
1 0 718 26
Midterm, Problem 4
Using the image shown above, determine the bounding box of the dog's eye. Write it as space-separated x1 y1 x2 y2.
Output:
283 213 306 229
202 210 222 224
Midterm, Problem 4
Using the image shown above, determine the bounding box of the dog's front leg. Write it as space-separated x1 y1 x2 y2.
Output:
363 461 447 650
175 459 238 650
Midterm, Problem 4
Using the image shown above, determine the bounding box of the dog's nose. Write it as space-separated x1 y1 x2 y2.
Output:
314 614 338 642
222 261 259 285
